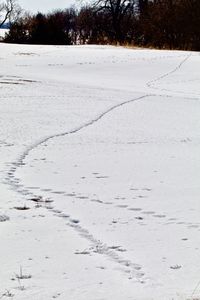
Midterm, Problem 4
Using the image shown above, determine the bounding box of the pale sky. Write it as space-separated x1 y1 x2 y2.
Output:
18 0 77 13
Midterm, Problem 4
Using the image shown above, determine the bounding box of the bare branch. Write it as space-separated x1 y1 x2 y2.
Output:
0 0 18 27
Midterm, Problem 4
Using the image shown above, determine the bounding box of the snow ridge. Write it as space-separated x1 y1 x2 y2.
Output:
3 48 198 290
147 53 191 89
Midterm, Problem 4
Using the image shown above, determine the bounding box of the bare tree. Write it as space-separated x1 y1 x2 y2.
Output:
93 0 136 42
138 0 148 14
0 0 18 27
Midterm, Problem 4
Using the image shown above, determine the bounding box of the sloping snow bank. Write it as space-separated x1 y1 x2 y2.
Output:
0 44 200 300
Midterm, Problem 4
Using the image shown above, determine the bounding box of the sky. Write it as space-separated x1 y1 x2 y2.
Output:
18 0 77 13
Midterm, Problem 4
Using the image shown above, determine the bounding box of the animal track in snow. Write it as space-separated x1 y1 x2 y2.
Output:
0 215 10 222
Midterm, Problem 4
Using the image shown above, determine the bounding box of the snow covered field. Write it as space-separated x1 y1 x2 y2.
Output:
0 44 200 300
0 29 9 40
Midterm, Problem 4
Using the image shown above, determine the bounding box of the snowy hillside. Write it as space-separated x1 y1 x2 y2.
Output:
0 29 9 40
0 44 200 300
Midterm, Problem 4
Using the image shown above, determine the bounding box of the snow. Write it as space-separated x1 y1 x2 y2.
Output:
0 29 9 40
0 44 200 300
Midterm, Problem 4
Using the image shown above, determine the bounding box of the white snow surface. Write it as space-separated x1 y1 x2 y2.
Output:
0 44 200 300
0 29 9 40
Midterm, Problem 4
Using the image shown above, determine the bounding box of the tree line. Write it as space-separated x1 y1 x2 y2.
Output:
1 0 200 50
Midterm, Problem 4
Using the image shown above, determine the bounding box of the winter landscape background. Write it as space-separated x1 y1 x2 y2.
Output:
0 43 199 299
